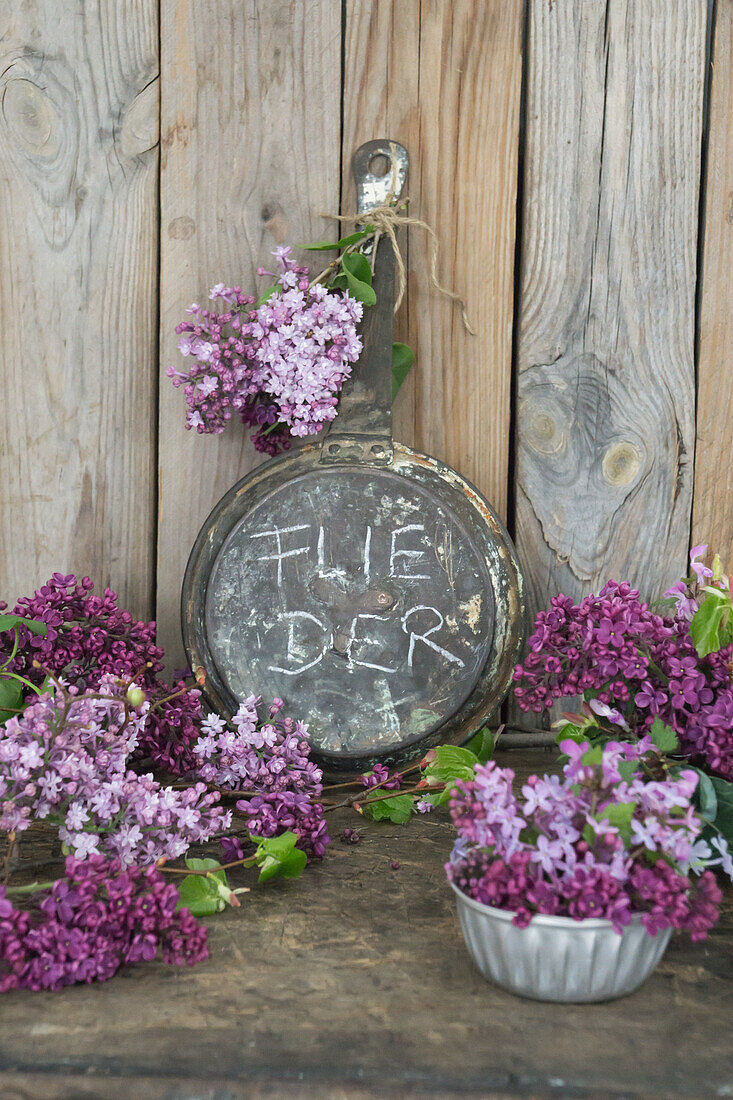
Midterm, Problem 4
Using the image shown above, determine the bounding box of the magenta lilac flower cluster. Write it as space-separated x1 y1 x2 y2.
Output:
0 855 208 991
192 696 329 861
512 579 733 781
446 739 722 938
0 678 230 865
360 763 402 791
167 247 363 455
1 573 203 775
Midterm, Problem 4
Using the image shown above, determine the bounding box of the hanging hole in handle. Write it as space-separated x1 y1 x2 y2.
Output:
370 443 384 456
328 443 341 455
368 153 390 178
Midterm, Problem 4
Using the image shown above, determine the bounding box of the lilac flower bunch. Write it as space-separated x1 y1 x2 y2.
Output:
446 739 722 937
167 247 363 455
0 854 208 991
192 696 329 861
513 578 733 781
0 677 230 865
0 573 204 775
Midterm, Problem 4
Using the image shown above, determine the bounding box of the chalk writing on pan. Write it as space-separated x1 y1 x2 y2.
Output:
251 523 466 676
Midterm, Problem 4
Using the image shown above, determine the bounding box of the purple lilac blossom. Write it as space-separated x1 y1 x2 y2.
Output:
192 697 329 861
512 578 733 781
0 573 204 775
0 678 230 866
0 855 208 991
446 740 723 938
167 248 364 455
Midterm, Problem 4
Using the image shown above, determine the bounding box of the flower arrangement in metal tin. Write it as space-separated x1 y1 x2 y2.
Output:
446 738 723 937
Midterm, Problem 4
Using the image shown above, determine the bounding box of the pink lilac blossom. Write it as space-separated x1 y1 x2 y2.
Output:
0 679 230 866
0 855 208 991
512 578 733 781
0 573 204 775
167 248 364 455
446 739 722 938
191 696 329 861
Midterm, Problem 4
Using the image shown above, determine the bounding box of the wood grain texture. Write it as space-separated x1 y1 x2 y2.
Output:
693 0 733 563
157 0 342 668
0 755 731 1099
342 0 523 520
515 0 707 627
0 1 159 617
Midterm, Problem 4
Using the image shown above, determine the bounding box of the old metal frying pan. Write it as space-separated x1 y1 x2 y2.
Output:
182 139 525 777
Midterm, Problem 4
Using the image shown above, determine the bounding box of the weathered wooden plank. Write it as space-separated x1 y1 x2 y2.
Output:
341 0 523 520
0 753 731 1099
693 0 733 563
157 0 342 668
0 1 159 618
515 0 707 627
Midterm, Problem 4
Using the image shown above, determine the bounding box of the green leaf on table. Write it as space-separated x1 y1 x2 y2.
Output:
690 590 730 657
360 792 414 824
465 727 495 764
300 228 374 251
328 274 349 292
341 252 376 306
0 676 24 723
597 801 635 844
253 830 307 883
392 343 415 399
0 614 47 637
176 874 225 917
649 717 679 754
176 858 247 914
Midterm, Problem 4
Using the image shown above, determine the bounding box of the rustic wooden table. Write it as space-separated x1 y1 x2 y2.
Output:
0 750 731 1099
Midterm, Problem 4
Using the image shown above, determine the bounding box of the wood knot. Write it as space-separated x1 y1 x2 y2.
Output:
602 441 642 487
119 78 159 157
1 78 60 158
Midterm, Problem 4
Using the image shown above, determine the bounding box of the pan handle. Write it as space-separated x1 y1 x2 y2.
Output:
319 139 408 467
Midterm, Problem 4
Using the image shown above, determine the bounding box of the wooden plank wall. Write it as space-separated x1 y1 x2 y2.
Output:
694 0 733 561
0 0 159 617
515 0 707 628
0 0 730 684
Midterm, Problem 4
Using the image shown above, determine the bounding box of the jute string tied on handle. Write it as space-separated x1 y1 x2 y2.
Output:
319 147 476 336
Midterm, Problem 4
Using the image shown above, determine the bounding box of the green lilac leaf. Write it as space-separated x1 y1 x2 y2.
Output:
185 857 226 883
360 793 414 824
392 343 415 400
617 759 638 783
691 768 718 824
598 801 635 844
341 251 373 285
649 717 679 754
554 723 587 746
690 595 728 657
0 614 47 637
328 274 349 291
465 727 494 764
581 745 604 766
0 676 24 723
341 253 377 306
253 831 307 882
709 777 733 846
176 875 224 916
255 285 280 308
300 228 374 251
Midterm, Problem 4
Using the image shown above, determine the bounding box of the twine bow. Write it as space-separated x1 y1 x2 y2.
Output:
319 178 475 336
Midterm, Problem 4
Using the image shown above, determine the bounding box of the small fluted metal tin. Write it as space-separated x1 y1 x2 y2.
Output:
450 882 671 1003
